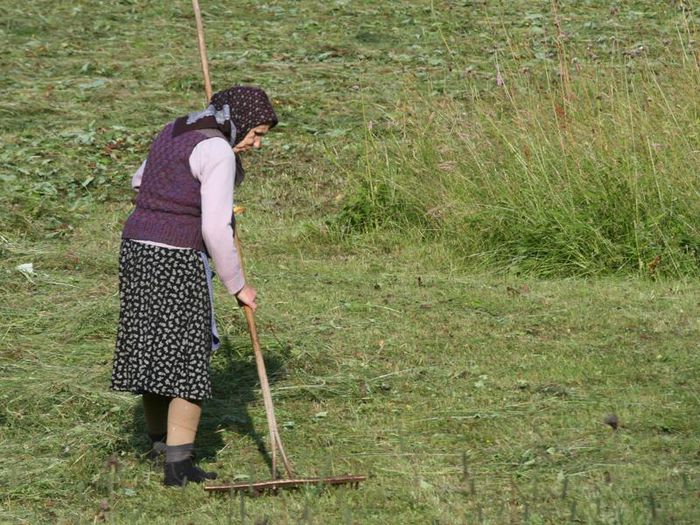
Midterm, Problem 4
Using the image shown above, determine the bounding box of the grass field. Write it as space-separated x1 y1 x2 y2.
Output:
1 1 699 523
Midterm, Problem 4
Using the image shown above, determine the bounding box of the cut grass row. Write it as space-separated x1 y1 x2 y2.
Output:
2 206 699 522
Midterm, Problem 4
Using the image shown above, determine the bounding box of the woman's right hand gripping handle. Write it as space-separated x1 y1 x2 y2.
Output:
235 284 257 311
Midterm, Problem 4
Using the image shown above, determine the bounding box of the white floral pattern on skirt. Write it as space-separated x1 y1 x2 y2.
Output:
111 240 213 400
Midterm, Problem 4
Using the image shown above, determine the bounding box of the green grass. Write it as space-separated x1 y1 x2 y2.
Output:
2 0 700 523
326 13 700 277
330 65 700 277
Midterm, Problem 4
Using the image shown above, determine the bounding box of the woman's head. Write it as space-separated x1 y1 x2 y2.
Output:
174 85 278 184
210 86 278 149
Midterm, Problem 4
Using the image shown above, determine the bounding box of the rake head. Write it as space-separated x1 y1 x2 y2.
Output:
204 474 366 496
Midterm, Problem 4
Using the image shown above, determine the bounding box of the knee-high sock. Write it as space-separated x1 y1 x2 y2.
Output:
167 398 202 446
142 393 172 437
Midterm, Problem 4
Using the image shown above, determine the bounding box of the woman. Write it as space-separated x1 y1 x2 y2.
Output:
111 86 278 486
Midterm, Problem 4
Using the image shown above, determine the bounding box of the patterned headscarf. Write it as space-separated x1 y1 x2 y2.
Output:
172 86 278 185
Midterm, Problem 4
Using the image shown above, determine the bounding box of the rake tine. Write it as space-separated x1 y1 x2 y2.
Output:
205 475 367 494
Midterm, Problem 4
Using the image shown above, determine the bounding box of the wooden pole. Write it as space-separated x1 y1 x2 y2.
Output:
192 0 213 102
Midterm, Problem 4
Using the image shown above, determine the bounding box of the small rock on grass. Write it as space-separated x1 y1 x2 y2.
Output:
603 413 619 430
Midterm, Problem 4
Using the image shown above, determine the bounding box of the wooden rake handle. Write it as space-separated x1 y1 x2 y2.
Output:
192 0 212 102
234 234 294 480
192 0 293 480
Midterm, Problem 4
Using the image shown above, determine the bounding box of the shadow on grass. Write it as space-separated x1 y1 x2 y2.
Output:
127 335 286 474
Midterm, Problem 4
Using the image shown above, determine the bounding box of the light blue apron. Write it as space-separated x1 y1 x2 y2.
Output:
199 253 221 351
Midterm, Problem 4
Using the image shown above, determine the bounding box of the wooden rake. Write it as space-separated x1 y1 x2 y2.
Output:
191 0 365 495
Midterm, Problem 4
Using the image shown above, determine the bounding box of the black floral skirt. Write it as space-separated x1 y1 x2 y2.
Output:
111 240 214 400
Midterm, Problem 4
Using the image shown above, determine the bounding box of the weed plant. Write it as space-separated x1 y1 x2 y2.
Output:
332 49 700 277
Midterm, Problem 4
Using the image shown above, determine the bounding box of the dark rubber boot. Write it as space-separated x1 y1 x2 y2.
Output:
164 458 217 487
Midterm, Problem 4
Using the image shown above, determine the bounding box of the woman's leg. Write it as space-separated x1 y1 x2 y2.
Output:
166 397 202 445
142 392 171 440
142 393 171 459
163 397 216 485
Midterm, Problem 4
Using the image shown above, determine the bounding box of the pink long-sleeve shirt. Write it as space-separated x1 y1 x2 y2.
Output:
131 137 245 295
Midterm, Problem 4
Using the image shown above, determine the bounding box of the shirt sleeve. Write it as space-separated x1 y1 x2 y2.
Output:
131 160 147 190
189 138 245 295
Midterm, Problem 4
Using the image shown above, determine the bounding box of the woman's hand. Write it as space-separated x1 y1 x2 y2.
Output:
235 284 257 311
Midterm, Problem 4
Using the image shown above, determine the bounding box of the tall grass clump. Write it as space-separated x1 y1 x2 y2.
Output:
332 58 700 277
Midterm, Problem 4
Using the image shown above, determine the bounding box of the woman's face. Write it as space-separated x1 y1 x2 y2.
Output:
233 124 270 153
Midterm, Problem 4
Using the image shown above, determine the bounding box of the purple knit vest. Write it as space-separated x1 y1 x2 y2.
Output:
122 122 211 252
